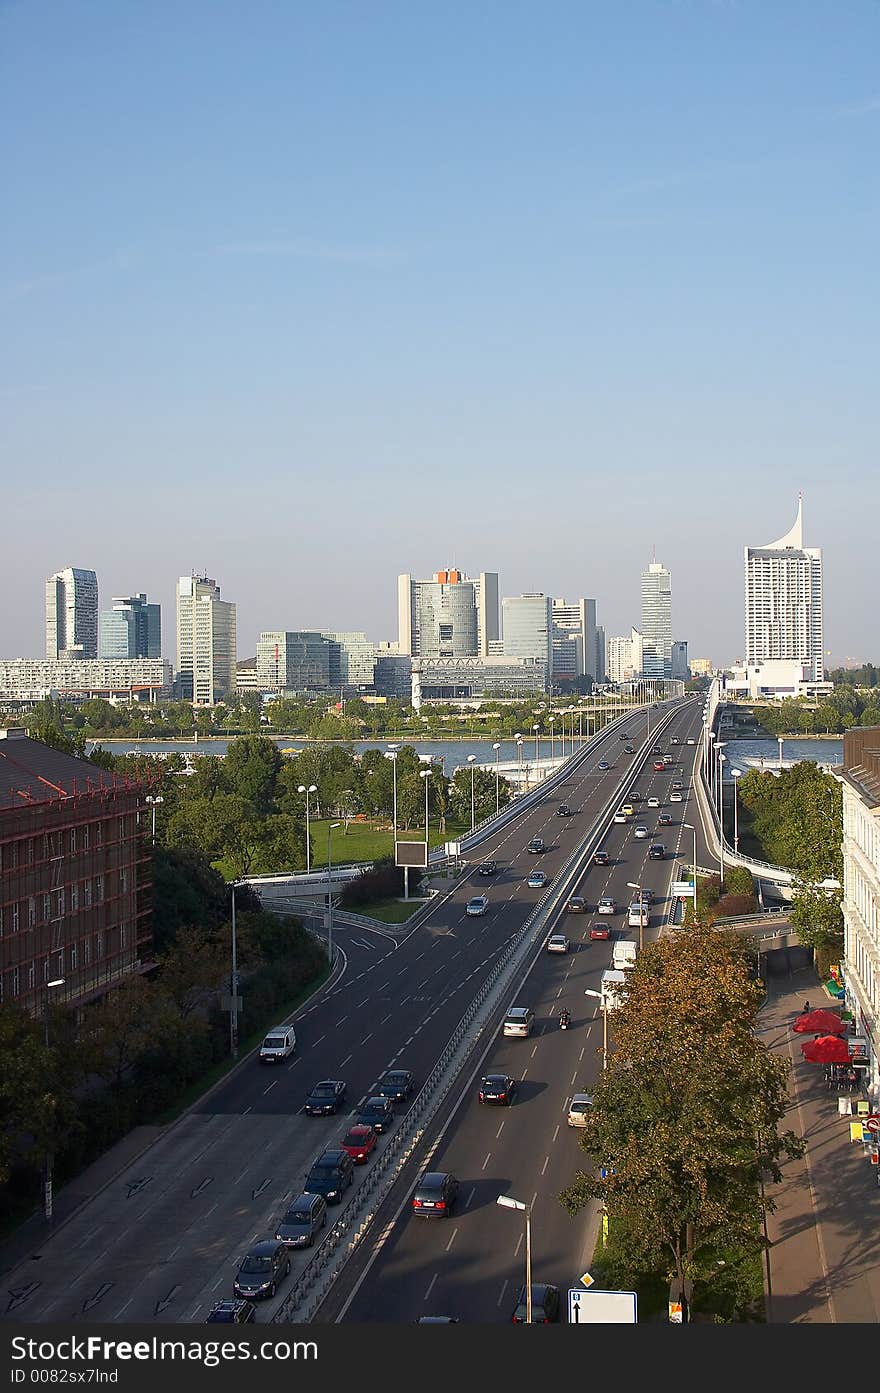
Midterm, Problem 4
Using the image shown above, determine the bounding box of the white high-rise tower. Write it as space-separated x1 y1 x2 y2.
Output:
745 497 823 683
45 567 98 658
640 561 672 678
176 574 237 704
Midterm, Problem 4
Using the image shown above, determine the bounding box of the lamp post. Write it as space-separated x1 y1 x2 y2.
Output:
626 880 646 951
467 754 477 832
584 986 608 1069
384 749 399 846
682 822 698 923
492 743 501 814
326 821 342 967
297 784 318 874
420 768 431 846
515 735 524 791
533 721 540 765
42 976 65 1221
496 1194 532 1323
145 794 164 845
549 714 555 763
229 881 241 1059
717 753 727 886
707 729 715 798
778 735 785 773
731 769 742 853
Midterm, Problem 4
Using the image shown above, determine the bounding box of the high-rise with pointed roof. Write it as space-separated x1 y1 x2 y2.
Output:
745 496 823 682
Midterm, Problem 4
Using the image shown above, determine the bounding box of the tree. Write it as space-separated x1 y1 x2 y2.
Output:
223 736 283 816
0 1006 62 1186
559 927 802 1308
789 881 844 973
158 926 227 1019
151 847 233 953
81 977 174 1096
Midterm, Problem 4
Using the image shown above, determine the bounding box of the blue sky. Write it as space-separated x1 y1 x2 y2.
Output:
2 0 878 666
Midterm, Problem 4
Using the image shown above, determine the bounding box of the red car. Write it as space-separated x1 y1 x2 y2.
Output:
589 923 611 941
340 1124 377 1164
653 760 665 771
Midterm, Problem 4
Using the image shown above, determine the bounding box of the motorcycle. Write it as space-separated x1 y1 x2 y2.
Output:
560 1012 570 1030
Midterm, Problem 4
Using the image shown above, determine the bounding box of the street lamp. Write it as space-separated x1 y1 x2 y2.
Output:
626 880 646 951
492 743 501 814
682 823 699 923
496 1194 532 1324
714 740 727 815
777 735 785 773
419 768 431 847
584 986 608 1069
515 736 524 792
384 750 399 846
326 821 342 969
731 769 743 853
297 784 318 874
717 753 727 886
145 793 164 845
467 754 477 832
533 722 540 764
549 714 555 763
42 977 65 1222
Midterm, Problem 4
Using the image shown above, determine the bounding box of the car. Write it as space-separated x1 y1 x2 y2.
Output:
466 895 489 916
477 859 498 876
557 803 571 816
340 1124 378 1164
670 791 683 802
589 923 611 941
503 1006 535 1037
275 1191 328 1247
633 825 649 839
207 1299 256 1323
672 780 684 791
478 1074 517 1105
651 746 663 756
357 1095 395 1133
613 810 627 823
618 732 628 740
259 1024 296 1064
566 895 587 913
593 849 610 865
303 1079 347 1116
511 1283 561 1323
375 1069 416 1102
647 796 660 808
303 1149 355 1204
671 737 681 744
653 761 666 772
663 754 674 766
547 933 570 953
597 896 616 915
687 737 695 744
527 870 548 889
527 837 545 854
640 887 655 903
624 743 635 753
233 1241 291 1300
649 843 666 861
412 1171 459 1217
567 1093 594 1127
658 812 673 826
621 803 634 817
629 790 642 802
598 760 610 771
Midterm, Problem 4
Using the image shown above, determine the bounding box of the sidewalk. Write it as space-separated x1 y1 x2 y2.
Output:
761 967 880 1321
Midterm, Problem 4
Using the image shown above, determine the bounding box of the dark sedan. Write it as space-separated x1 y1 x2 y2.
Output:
412 1171 459 1218
478 1074 517 1105
357 1095 395 1133
304 1079 347 1115
511 1284 560 1323
593 849 610 865
375 1069 415 1103
233 1241 291 1301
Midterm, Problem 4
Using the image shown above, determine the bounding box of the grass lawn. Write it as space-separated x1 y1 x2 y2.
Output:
310 817 471 867
355 897 428 924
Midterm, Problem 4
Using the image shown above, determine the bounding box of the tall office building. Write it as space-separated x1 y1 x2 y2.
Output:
99 594 161 660
640 560 673 678
671 640 689 681
176 575 237 704
45 567 98 659
502 593 553 687
551 598 598 683
397 569 499 659
319 632 376 690
606 628 644 684
256 632 331 692
594 625 606 685
744 497 824 683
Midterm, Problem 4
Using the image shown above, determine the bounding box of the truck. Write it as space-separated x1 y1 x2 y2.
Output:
612 940 637 971
600 968 627 1010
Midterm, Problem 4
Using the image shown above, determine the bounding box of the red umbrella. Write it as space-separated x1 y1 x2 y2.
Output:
793 1010 848 1036
801 1035 852 1064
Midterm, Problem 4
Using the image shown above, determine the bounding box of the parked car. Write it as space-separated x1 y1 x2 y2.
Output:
357 1095 395 1133
340 1125 378 1164
478 1074 517 1105
466 895 489 916
375 1069 416 1103
233 1241 291 1300
477 859 497 876
207 1300 256 1323
589 923 611 941
275 1192 328 1247
511 1284 560 1323
303 1079 347 1116
411 1171 459 1218
546 933 570 953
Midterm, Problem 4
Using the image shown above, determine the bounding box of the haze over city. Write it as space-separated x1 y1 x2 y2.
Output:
3 1 878 663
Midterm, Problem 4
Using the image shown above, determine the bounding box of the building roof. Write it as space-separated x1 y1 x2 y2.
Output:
842 728 880 809
0 730 117 812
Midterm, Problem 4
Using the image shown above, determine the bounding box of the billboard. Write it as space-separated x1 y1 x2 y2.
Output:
395 839 428 868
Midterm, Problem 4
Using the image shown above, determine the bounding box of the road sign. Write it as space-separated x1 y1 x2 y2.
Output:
569 1289 637 1324
579 1271 594 1287
866 1118 880 1134
671 880 695 897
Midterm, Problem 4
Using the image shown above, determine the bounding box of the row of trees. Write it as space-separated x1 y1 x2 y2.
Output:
561 926 803 1321
748 689 880 735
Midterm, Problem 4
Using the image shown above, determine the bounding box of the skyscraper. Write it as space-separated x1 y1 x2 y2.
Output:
551 598 598 684
745 497 823 682
256 632 331 691
397 569 499 658
502 593 553 687
99 594 161 659
640 561 672 678
45 567 98 659
176 575 237 704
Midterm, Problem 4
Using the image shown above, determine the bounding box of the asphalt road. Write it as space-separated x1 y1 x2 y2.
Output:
3 697 710 1325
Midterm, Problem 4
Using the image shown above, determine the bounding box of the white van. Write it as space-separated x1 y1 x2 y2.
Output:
259 1024 297 1063
600 969 627 1010
503 1006 535 1038
612 940 637 971
628 901 649 930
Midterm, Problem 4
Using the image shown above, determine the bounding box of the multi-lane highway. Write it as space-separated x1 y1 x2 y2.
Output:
2 697 713 1324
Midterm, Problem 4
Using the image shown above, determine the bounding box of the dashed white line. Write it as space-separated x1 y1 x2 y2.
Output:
263 1080 277 1093
482 1152 492 1171
541 1156 550 1175
552 1125 560 1143
340 1054 352 1067
424 1273 438 1300
495 1120 506 1138
497 1279 509 1307
445 1228 458 1252
465 1187 476 1208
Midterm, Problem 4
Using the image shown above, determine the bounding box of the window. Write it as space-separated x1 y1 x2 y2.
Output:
27 839 35 864
82 825 89 850
119 816 127 840
95 823 103 847
69 828 77 854
0 974 4 1003
11 967 20 997
84 881 92 908
9 842 18 869
27 897 36 928
42 957 49 982
119 868 128 894
70 943 77 971
55 889 65 918
27 963 35 990
11 903 19 933
96 933 104 960
70 883 79 912
43 894 51 922
96 876 104 904
120 926 126 949
84 937 91 965
0 906 3 938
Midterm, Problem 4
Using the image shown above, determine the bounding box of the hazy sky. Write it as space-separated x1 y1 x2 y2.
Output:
2 1 877 667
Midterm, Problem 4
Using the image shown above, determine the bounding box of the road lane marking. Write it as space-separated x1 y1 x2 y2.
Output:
541 1156 550 1175
465 1187 476 1208
571 1072 578 1086
578 1047 585 1061
263 1081 277 1093
495 1120 506 1138
482 1153 492 1170
424 1273 438 1300
530 1044 538 1057
313 1034 326 1046
340 1054 352 1067
514 1233 523 1257
552 1125 560 1142
445 1227 458 1252
497 1280 509 1307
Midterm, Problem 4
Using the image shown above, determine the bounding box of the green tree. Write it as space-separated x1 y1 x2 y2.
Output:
223 736 283 816
0 1006 64 1186
789 881 844 970
559 927 802 1308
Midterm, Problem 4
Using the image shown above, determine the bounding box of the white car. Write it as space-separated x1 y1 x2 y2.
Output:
613 810 627 823
633 825 649 839
670 791 683 802
466 895 489 916
597 896 616 915
687 738 695 745
546 933 570 954
567 1093 594 1127
647 796 660 808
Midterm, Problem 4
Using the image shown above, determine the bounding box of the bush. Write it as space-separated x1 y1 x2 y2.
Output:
340 856 423 907
712 893 758 922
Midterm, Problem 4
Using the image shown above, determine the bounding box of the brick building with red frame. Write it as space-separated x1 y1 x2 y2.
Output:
0 729 153 1016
